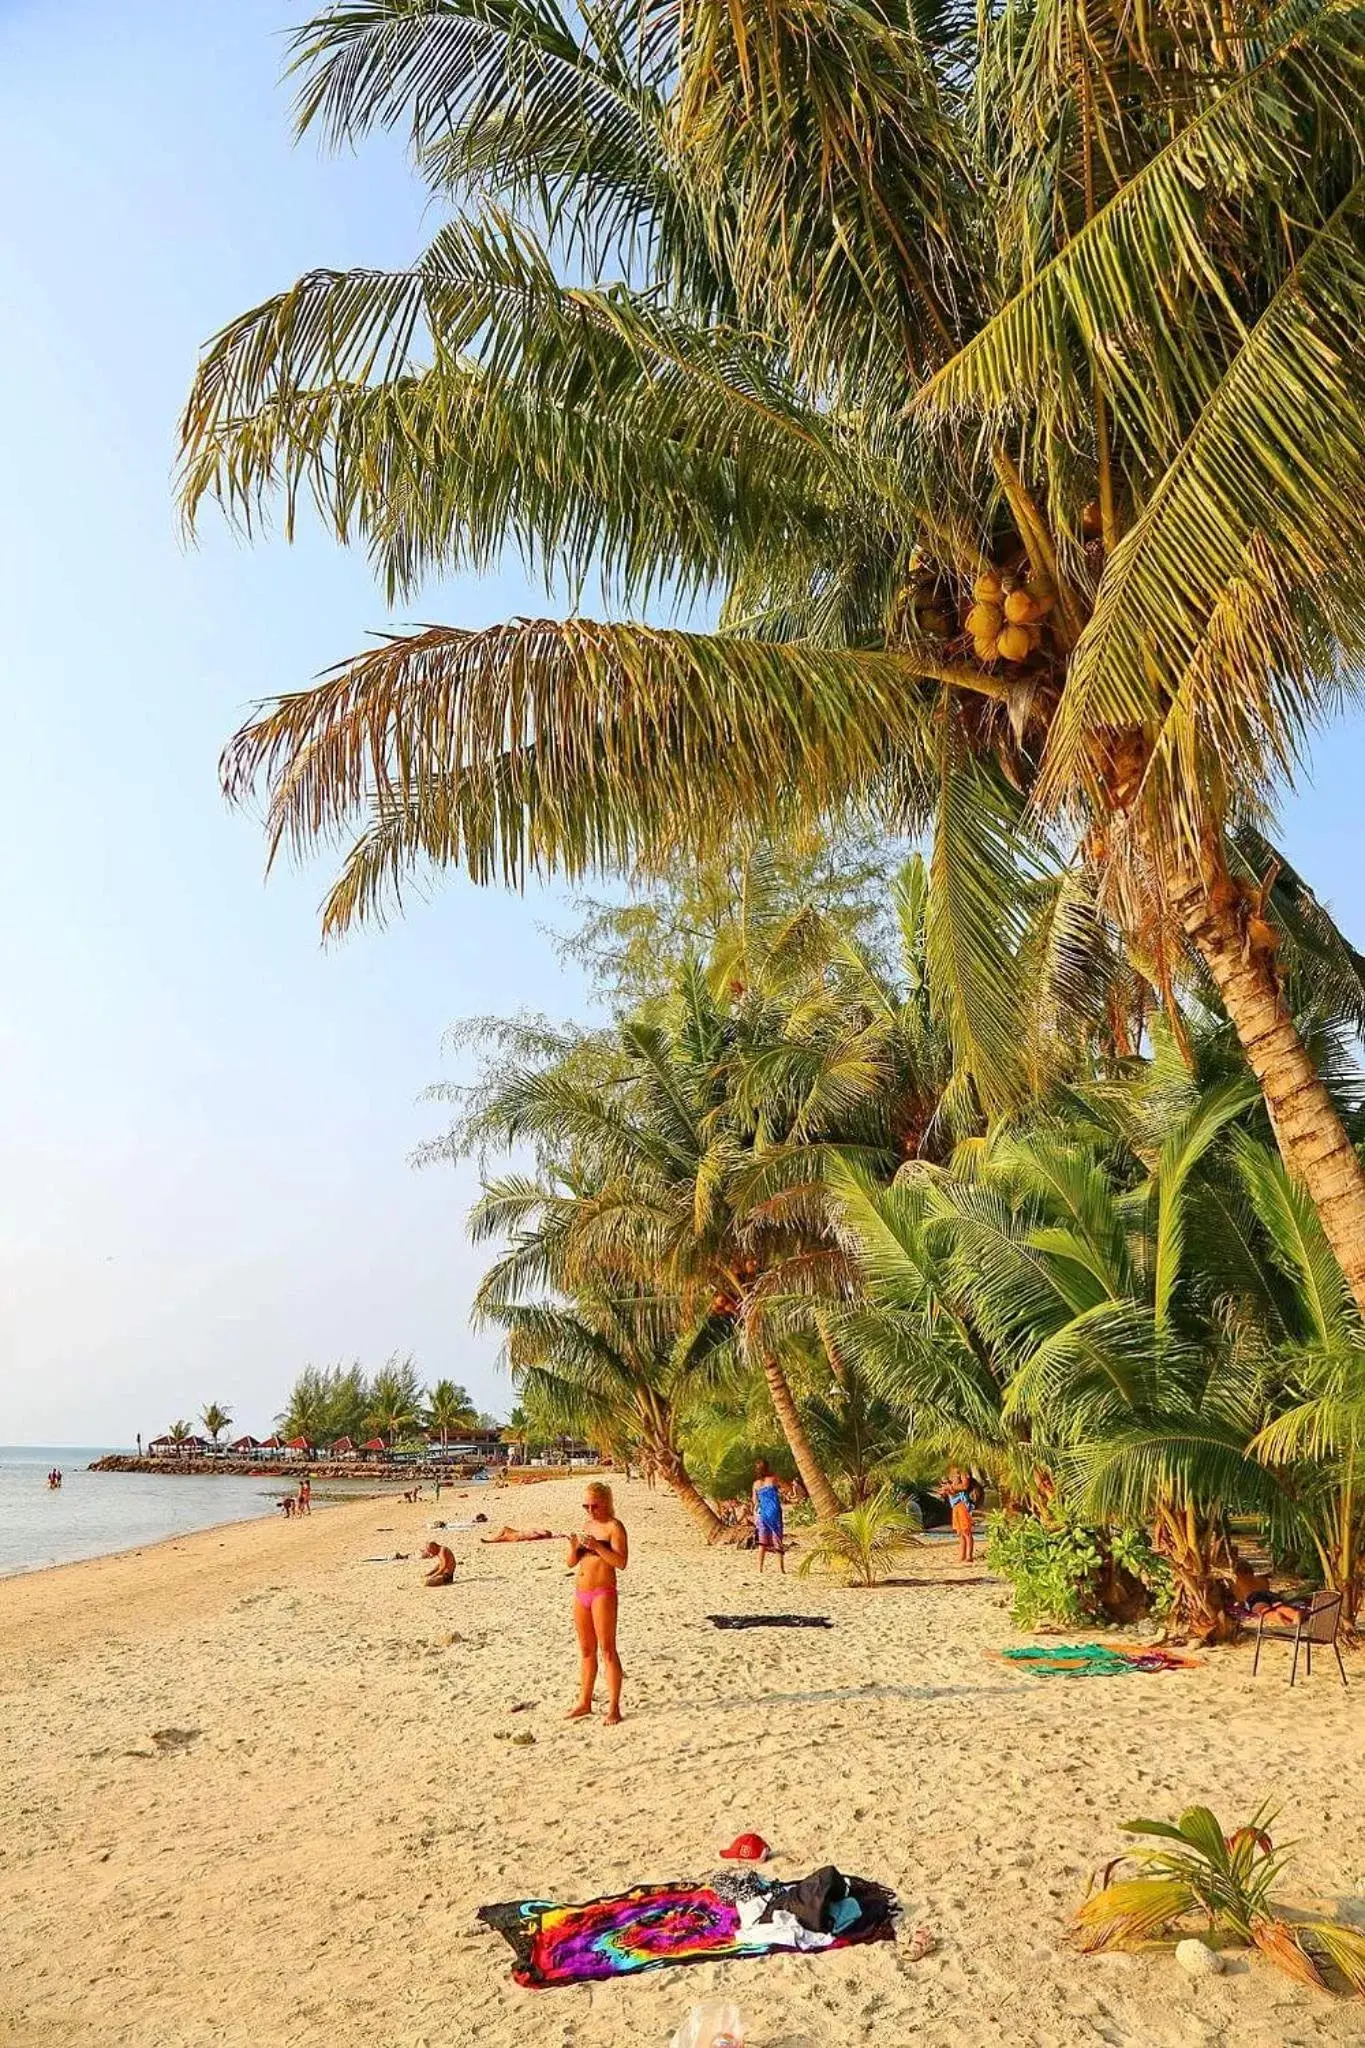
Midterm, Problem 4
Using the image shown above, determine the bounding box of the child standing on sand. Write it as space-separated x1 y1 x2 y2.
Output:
751 1460 785 1573
566 1481 628 1725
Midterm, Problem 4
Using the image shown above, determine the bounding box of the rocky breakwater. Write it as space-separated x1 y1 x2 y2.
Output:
87 1455 488 1481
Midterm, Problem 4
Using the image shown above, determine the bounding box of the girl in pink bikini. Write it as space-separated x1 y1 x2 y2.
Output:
566 1481 628 1725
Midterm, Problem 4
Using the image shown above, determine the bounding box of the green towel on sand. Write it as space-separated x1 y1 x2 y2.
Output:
1002 1644 1180 1678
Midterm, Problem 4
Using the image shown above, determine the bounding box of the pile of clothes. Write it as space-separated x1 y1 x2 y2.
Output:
711 1863 895 1949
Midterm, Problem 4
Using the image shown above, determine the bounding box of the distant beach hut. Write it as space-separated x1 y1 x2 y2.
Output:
284 1435 314 1461
229 1434 262 1455
259 1435 284 1458
361 1436 389 1458
330 1436 358 1459
150 1434 209 1460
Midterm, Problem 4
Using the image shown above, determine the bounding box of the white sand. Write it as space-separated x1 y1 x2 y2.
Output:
1 1477 1362 2046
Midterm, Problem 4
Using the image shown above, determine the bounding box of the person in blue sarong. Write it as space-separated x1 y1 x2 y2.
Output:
751 1460 786 1573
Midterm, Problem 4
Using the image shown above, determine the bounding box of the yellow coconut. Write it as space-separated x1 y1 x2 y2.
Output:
1024 575 1055 615
1004 589 1041 625
973 569 1003 603
996 623 1033 662
971 635 999 664
965 601 1003 640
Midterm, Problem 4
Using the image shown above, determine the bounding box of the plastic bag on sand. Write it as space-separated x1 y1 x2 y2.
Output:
670 1999 746 2048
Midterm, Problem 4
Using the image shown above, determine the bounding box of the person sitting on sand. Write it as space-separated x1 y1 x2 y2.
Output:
480 1525 555 1543
278 1495 295 1519
421 1541 456 1587
566 1482 628 1726
941 1468 976 1565
751 1460 786 1574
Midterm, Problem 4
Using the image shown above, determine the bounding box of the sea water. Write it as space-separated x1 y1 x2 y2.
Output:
0 1446 295 1578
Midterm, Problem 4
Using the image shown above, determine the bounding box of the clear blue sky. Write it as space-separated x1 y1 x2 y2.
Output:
1 0 1362 1443
0 0 596 1441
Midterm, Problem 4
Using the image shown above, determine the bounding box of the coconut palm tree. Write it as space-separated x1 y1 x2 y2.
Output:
422 1377 477 1447
828 1061 1295 1633
459 965 850 1515
182 0 1365 1311
200 1402 232 1446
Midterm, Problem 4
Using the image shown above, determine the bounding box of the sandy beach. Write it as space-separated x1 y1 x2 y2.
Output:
2 1478 1362 2047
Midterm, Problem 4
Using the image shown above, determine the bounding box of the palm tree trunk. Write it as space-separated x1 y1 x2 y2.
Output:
754 1343 843 1520
655 1447 726 1543
1173 868 1365 1316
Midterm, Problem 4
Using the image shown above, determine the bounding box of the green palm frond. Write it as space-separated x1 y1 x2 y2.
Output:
1234 1134 1353 1348
1043 174 1365 835
222 619 976 915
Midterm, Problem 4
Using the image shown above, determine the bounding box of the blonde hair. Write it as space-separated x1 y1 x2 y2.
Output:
585 1481 615 1517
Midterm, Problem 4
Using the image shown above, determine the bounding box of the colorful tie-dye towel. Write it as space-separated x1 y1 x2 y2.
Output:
478 1876 896 1987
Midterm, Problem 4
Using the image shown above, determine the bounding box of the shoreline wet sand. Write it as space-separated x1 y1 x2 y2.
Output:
1 1478 1361 2046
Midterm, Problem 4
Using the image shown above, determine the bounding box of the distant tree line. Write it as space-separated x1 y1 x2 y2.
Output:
276 1356 495 1448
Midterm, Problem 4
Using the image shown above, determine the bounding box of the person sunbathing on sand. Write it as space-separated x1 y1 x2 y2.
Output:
566 1481 628 1726
421 1541 456 1587
480 1526 555 1543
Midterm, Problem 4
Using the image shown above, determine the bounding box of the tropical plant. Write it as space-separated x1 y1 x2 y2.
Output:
1075 1804 1365 1994
422 1377 478 1446
988 1509 1174 1630
200 1402 232 1445
278 1362 371 1444
183 0 1365 1318
166 1418 193 1445
365 1355 424 1445
826 1049 1348 1636
482 1286 727 1540
452 963 851 1515
796 1489 920 1588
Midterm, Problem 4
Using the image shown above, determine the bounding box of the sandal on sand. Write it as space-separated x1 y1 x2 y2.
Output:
905 1926 937 1961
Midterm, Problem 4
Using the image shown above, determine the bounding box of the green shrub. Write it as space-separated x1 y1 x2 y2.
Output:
988 1511 1173 1628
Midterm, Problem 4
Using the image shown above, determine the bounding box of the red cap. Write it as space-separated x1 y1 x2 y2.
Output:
720 1833 770 1863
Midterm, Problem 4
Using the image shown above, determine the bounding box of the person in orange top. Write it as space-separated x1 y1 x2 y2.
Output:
942 1468 976 1565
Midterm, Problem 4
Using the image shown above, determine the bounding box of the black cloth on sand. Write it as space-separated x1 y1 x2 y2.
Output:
707 1614 832 1630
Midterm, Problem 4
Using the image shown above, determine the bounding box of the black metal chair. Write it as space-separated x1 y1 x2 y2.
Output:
1252 1589 1348 1688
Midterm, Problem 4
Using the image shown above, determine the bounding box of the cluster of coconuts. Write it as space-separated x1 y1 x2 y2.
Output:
963 565 1056 666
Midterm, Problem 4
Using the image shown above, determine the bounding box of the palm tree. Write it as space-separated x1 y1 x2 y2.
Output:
365 1355 423 1445
200 1402 232 1446
486 1288 727 1541
422 1377 477 1448
1234 1140 1365 1619
182 0 1365 1311
167 1419 193 1452
458 965 849 1515
796 1491 922 1589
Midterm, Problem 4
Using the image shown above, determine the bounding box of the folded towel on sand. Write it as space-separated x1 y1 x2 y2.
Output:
707 1614 832 1630
478 1870 896 1987
998 1643 1198 1678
